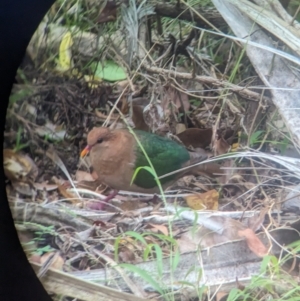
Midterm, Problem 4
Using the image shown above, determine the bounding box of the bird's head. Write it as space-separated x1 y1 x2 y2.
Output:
80 127 113 158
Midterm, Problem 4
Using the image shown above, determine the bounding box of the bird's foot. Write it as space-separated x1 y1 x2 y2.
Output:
88 189 119 210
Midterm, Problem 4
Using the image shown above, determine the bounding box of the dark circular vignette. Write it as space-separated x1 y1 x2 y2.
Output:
0 0 54 300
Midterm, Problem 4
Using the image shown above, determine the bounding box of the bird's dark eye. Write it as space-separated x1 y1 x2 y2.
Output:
97 138 103 144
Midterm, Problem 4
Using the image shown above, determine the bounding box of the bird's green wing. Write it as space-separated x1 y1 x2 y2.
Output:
132 130 190 189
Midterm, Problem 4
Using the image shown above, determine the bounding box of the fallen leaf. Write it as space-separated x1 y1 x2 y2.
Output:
177 128 212 149
52 178 80 204
115 199 145 211
97 0 118 24
175 123 186 134
131 104 149 131
176 235 197 253
148 223 169 236
58 31 73 71
216 292 228 301
34 121 66 141
40 252 64 271
185 189 219 210
214 136 231 155
75 170 95 182
143 103 167 132
29 253 41 264
162 86 190 115
119 237 136 251
11 181 36 196
3 149 38 182
91 60 127 82
179 216 267 257
119 248 136 263
238 228 268 257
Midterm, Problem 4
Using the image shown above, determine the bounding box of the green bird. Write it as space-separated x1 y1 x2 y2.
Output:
81 127 219 193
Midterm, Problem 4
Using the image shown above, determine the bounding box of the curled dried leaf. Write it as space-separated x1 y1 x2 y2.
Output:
185 189 219 210
3 149 38 182
238 228 268 257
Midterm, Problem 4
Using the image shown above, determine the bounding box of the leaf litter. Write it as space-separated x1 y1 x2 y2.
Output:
4 1 300 300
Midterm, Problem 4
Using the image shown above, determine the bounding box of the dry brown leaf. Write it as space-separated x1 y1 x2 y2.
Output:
131 104 149 131
148 223 169 236
176 235 197 253
162 86 190 115
29 253 41 264
181 217 243 249
57 183 77 200
3 149 38 182
177 128 212 149
175 123 186 134
52 178 81 204
40 252 64 271
143 103 168 133
11 181 36 196
238 228 268 257
216 292 228 301
119 248 136 263
214 136 231 155
179 216 267 257
185 189 219 210
116 199 146 211
75 170 95 182
119 237 136 251
97 0 118 24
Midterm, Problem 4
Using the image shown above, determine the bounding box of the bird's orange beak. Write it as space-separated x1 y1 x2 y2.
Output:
80 145 91 158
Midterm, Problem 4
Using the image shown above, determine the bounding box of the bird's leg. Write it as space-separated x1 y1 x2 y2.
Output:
102 189 119 203
88 189 119 210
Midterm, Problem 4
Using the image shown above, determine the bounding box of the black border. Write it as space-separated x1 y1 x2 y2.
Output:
0 0 54 300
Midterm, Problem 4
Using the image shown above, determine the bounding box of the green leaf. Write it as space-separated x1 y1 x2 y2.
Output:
171 249 180 271
92 60 127 82
143 244 163 276
249 130 265 145
119 263 164 295
9 87 33 104
131 166 155 186
260 255 278 274
226 288 242 301
125 231 147 245
152 244 163 276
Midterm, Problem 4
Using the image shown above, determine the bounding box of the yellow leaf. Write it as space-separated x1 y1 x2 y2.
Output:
58 32 73 71
84 75 102 88
185 189 219 210
231 131 241 151
119 237 135 250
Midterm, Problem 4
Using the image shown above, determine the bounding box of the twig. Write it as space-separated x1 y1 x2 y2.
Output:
143 64 270 102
